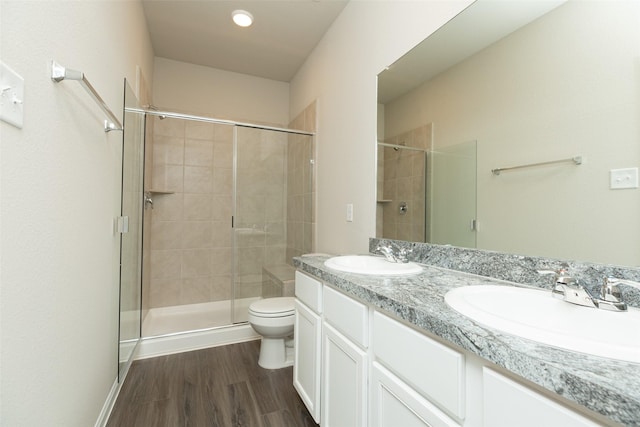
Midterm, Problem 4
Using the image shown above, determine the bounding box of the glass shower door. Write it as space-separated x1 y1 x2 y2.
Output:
118 80 145 380
429 140 477 248
231 125 314 323
232 126 288 323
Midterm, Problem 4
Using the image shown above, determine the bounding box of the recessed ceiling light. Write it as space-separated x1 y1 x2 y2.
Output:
232 10 253 27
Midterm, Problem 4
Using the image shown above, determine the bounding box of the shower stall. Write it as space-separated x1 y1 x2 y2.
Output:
139 111 315 343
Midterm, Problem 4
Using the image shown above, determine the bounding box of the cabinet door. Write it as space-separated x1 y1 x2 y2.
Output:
483 368 601 427
294 300 322 423
371 362 461 427
322 323 367 427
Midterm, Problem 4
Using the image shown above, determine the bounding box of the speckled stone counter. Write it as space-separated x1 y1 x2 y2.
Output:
293 254 640 426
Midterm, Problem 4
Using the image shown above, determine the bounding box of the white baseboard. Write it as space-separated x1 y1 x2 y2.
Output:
94 378 120 427
136 323 260 360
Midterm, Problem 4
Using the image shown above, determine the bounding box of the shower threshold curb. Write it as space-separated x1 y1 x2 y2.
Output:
136 323 260 360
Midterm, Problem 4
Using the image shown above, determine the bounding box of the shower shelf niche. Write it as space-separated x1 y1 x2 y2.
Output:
146 189 175 194
377 199 392 203
143 190 175 210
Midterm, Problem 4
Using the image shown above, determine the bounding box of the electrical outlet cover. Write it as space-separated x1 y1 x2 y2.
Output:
610 168 639 189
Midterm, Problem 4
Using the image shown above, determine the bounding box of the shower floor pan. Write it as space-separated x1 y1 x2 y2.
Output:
142 298 260 337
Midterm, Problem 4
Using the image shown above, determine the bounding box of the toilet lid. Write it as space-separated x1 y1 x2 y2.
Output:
249 297 295 317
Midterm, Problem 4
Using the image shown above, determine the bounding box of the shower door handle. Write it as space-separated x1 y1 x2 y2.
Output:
116 216 129 234
144 192 153 210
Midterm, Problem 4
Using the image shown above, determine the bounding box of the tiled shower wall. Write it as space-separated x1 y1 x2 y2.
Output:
287 101 316 262
379 123 431 242
146 118 235 308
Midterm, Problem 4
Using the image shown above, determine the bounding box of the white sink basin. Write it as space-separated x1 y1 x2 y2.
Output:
445 285 640 363
324 255 423 275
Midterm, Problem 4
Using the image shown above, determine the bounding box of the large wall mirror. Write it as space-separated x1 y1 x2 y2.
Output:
377 0 640 267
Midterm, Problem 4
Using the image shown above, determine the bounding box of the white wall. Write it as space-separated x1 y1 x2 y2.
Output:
0 1 153 425
290 0 472 254
153 57 290 126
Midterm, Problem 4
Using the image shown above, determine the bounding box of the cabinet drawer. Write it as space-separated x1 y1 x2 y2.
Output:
323 285 368 347
372 311 465 420
483 368 600 427
295 271 322 313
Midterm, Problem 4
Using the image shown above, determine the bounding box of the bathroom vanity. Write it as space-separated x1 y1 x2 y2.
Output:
292 251 640 427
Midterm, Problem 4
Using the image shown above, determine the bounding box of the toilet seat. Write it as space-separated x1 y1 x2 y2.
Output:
249 297 295 318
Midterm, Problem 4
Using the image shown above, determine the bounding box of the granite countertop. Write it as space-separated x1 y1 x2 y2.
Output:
293 255 640 426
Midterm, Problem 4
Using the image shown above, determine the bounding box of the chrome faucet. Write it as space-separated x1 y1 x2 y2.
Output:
598 277 640 312
375 245 398 262
542 269 598 308
375 245 412 263
540 269 640 312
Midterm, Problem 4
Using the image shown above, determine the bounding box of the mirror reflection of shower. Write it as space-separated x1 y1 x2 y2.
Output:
140 107 315 339
376 124 430 243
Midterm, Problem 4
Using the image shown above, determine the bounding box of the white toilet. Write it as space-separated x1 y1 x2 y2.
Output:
248 297 295 369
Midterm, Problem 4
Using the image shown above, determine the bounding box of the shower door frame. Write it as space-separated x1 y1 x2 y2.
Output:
118 80 146 381
141 108 314 333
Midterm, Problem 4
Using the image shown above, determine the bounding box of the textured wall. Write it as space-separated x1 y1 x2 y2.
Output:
0 1 153 425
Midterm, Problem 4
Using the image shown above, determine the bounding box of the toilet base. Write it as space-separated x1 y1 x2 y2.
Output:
258 337 294 369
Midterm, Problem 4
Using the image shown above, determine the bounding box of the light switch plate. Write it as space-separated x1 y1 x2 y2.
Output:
0 61 24 128
346 203 353 222
610 167 638 189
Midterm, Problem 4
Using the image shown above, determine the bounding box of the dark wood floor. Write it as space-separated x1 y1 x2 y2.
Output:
107 340 318 427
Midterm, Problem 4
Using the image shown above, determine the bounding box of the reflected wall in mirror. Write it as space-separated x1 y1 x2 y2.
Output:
377 0 640 266
119 79 145 380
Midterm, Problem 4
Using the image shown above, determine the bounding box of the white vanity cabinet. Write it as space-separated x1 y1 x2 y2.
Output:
294 269 606 427
294 271 323 423
322 285 369 427
294 271 370 427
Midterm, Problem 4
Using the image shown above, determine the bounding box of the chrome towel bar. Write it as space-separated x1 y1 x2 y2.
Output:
51 61 122 132
492 156 582 176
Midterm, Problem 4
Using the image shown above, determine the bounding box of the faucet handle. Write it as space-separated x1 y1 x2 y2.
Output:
538 268 577 286
601 278 625 303
596 277 635 311
605 277 640 291
602 277 640 303
396 247 412 263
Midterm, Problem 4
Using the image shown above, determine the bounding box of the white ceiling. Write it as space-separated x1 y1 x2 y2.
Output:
141 0 349 82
